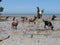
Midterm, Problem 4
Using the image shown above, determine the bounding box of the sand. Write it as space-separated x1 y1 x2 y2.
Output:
0 16 60 45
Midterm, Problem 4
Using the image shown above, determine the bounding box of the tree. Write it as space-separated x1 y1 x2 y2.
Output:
0 7 4 15
0 7 4 12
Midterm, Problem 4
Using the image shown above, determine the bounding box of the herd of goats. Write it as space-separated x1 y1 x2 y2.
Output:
11 14 56 31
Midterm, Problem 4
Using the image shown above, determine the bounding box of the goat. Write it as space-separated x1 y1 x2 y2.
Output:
52 15 56 20
21 17 27 23
12 19 18 29
28 16 37 24
43 19 54 31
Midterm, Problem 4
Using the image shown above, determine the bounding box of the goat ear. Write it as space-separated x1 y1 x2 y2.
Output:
42 9 44 13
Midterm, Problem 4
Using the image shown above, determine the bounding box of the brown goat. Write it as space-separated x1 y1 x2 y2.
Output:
12 20 18 29
28 16 37 24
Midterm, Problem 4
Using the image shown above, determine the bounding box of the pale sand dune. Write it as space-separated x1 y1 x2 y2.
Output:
0 16 60 45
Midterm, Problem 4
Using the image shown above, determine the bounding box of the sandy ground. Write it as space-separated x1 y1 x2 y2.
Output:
0 16 60 45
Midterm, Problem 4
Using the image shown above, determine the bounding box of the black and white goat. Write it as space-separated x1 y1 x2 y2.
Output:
43 19 54 31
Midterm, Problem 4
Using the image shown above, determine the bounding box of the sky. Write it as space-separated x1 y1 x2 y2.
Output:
0 0 60 14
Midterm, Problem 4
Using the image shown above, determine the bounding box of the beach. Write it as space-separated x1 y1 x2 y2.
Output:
0 15 60 45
